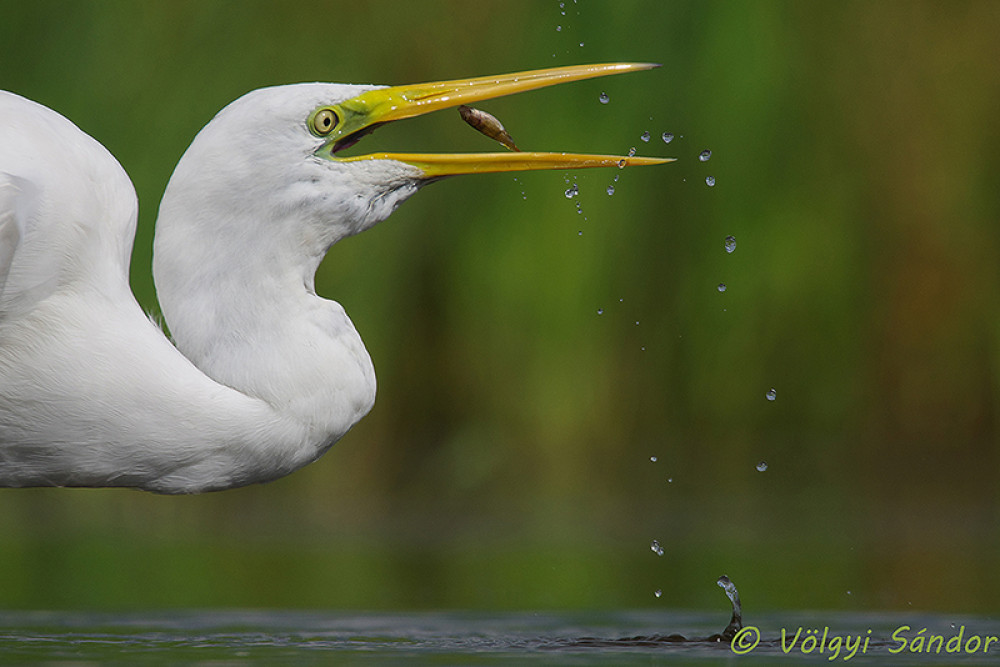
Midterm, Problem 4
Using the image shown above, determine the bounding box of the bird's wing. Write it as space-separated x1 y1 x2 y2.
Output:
0 174 26 308
0 172 44 320
1 91 139 322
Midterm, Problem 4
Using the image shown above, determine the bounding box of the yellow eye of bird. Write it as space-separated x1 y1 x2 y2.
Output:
312 108 338 135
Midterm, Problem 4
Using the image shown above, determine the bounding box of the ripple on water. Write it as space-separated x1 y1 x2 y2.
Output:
0 608 996 662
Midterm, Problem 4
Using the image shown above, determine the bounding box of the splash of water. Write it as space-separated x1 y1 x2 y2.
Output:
716 575 743 641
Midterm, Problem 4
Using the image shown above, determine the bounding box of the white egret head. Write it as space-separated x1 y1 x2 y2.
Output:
157 64 671 287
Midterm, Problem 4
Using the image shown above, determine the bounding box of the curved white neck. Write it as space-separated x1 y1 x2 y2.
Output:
145 187 377 491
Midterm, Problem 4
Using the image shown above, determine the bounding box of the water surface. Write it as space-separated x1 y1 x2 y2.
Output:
1 609 997 665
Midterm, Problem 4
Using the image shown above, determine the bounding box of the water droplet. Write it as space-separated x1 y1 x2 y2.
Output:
599 92 609 104
512 177 526 200
717 283 727 292
724 235 736 253
606 184 615 196
756 461 768 472
650 540 664 556
640 131 651 142
766 388 777 401
654 589 663 598
597 308 604 315
556 25 562 31
628 147 637 157
617 159 626 168
564 184 579 199
649 456 657 462
706 176 716 187
699 149 712 162
579 42 584 47
667 477 673 483
661 132 674 144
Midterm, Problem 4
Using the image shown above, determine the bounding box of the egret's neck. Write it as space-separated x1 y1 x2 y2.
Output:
151 124 424 456
152 186 377 446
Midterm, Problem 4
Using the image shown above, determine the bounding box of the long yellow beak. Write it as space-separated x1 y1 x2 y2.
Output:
313 63 672 178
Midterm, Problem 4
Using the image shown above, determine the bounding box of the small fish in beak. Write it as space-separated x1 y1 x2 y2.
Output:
458 105 520 152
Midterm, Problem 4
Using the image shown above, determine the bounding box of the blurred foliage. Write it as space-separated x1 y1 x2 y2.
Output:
1 0 998 613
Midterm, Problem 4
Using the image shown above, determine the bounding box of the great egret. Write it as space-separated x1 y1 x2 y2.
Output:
0 63 668 493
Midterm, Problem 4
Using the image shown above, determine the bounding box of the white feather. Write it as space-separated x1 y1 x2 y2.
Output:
0 86 424 493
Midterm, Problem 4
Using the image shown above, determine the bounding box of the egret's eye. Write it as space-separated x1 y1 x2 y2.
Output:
311 108 338 135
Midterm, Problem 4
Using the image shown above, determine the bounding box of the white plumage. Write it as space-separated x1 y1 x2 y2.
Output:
1 86 390 493
0 65 666 493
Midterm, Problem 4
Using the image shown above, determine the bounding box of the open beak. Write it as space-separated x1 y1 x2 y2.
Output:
313 63 672 178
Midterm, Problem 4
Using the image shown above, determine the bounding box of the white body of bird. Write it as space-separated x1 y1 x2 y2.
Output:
0 64 667 493
1 88 381 493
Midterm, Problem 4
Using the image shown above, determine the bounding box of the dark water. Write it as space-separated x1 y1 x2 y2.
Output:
0 609 998 665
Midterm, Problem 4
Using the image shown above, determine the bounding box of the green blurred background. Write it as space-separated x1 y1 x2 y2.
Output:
1 0 998 614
